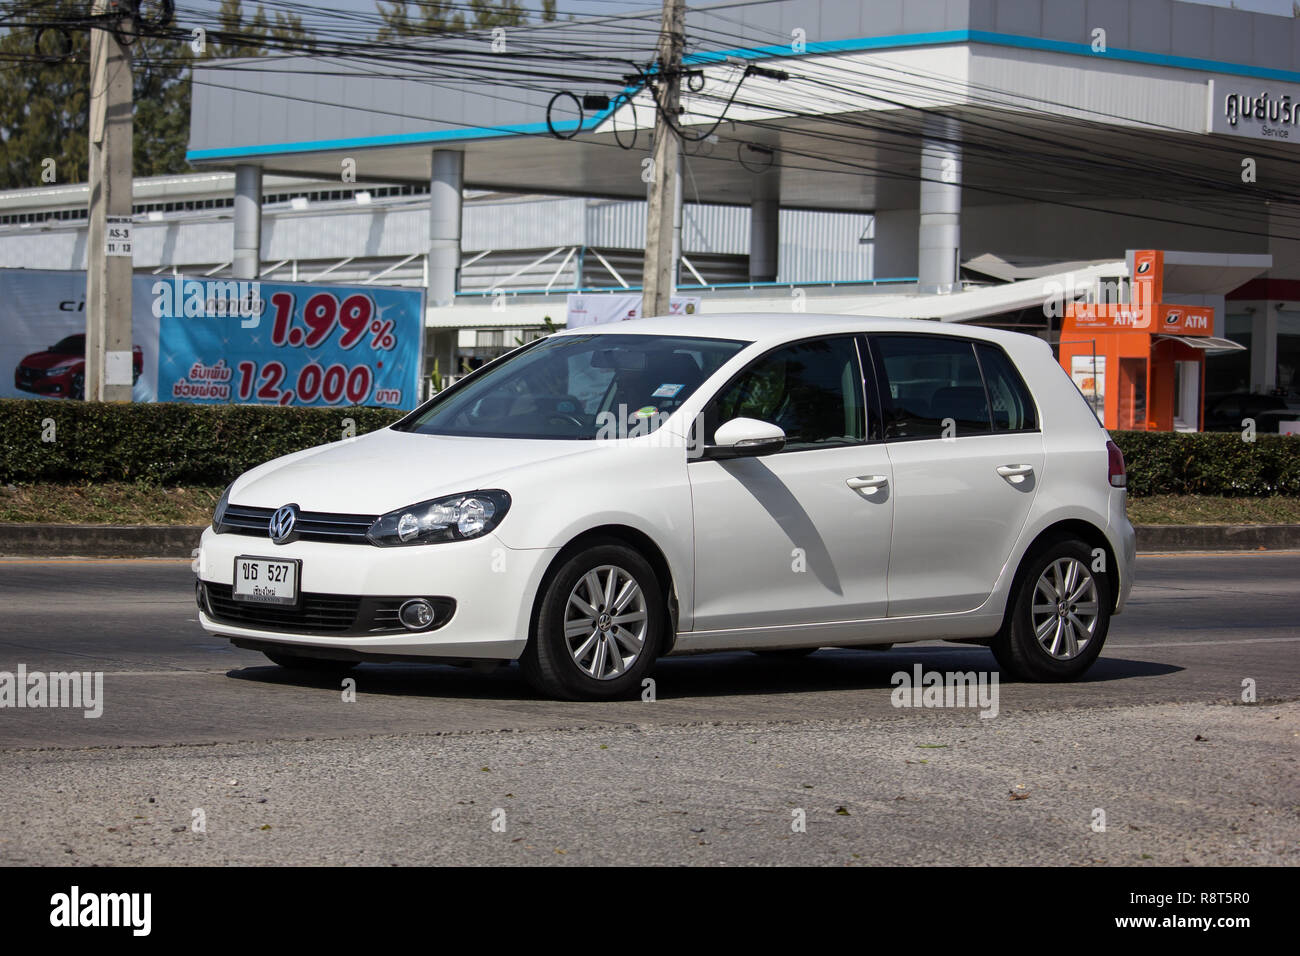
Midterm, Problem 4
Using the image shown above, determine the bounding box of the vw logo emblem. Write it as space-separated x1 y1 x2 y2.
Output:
269 504 299 545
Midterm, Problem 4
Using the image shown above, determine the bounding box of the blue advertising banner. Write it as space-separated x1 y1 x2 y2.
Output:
0 270 424 409
153 277 424 409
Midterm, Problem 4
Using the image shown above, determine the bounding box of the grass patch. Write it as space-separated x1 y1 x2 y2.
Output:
1 483 1300 527
0 482 222 525
1125 495 1300 525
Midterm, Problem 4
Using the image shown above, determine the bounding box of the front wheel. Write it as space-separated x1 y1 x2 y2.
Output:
992 539 1111 681
520 541 665 700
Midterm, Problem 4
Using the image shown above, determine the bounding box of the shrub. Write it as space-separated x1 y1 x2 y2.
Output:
1112 431 1300 497
0 400 403 485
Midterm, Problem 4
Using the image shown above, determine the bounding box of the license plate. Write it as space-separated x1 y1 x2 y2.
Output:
232 556 300 606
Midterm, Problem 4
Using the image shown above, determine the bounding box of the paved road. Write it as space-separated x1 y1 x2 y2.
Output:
0 553 1296 864
0 553 1296 748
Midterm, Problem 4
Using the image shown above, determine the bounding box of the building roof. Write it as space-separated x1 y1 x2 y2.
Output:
185 0 1300 218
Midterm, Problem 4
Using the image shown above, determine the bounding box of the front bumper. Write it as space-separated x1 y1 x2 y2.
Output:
195 525 558 660
14 369 69 395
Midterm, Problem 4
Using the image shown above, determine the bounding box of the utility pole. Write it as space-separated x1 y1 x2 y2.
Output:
85 0 134 402
642 0 684 318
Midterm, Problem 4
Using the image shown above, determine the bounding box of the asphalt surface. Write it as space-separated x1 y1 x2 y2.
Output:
0 553 1296 864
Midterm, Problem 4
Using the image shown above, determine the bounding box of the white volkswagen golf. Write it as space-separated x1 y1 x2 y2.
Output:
195 314 1135 700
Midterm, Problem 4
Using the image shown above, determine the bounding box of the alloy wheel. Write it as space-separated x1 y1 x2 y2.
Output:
1030 557 1100 660
564 564 648 680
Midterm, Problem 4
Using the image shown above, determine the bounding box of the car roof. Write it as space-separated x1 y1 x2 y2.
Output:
553 313 1034 350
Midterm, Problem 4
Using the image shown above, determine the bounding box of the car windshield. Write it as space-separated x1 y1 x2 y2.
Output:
397 333 747 440
51 335 84 355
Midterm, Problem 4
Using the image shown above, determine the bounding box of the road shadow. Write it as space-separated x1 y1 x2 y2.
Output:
226 644 1183 702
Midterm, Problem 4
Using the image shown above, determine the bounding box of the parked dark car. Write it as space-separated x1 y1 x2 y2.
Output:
1204 392 1298 434
14 334 143 400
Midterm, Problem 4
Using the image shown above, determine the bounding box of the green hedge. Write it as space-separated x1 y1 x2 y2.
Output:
1112 431 1300 497
2 400 1298 496
0 400 403 485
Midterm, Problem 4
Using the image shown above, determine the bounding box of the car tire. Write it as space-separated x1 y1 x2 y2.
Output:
520 540 665 700
264 651 357 673
70 371 84 401
992 538 1111 682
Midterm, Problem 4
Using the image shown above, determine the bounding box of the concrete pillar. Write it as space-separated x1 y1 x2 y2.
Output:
749 168 779 283
918 118 961 294
1251 305 1279 393
429 149 464 308
232 165 262 280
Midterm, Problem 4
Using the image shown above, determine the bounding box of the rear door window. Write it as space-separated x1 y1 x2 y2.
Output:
872 335 991 439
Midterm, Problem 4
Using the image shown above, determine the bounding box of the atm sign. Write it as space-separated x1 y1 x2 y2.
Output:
1159 305 1213 335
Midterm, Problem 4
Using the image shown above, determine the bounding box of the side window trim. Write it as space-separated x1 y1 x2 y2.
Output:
696 333 872 456
856 334 885 443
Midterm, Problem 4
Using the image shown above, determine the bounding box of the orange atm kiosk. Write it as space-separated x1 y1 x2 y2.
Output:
1060 250 1217 432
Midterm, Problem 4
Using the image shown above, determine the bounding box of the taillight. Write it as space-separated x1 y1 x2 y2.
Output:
1106 440 1126 488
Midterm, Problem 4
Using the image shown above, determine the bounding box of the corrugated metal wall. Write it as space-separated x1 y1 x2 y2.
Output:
778 208 874 284
463 197 586 251
0 187 875 283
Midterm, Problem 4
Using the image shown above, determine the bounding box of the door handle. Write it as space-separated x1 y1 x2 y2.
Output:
996 464 1034 483
846 474 889 491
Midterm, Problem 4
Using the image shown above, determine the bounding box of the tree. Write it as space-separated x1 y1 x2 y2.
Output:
205 0 309 58
132 29 194 177
378 0 555 38
0 1 91 189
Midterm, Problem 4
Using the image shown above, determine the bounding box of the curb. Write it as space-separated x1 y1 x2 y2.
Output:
0 523 1299 558
0 524 204 558
1134 524 1300 552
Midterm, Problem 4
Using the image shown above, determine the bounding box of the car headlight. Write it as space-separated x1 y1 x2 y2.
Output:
366 490 511 547
211 483 232 533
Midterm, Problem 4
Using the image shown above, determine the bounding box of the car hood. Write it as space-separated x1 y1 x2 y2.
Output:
19 351 81 371
229 426 606 515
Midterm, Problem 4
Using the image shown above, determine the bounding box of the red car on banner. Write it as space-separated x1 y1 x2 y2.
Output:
14 333 143 400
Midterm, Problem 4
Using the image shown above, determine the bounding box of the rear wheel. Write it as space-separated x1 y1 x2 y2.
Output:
992 539 1110 681
520 540 665 700
265 651 357 674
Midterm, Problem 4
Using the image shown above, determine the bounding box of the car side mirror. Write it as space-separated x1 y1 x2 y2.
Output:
704 417 786 459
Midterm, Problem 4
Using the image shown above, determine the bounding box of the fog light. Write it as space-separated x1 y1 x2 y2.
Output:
398 598 436 630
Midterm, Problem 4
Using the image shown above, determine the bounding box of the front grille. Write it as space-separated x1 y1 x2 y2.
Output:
201 582 455 636
219 504 376 544
204 582 360 632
